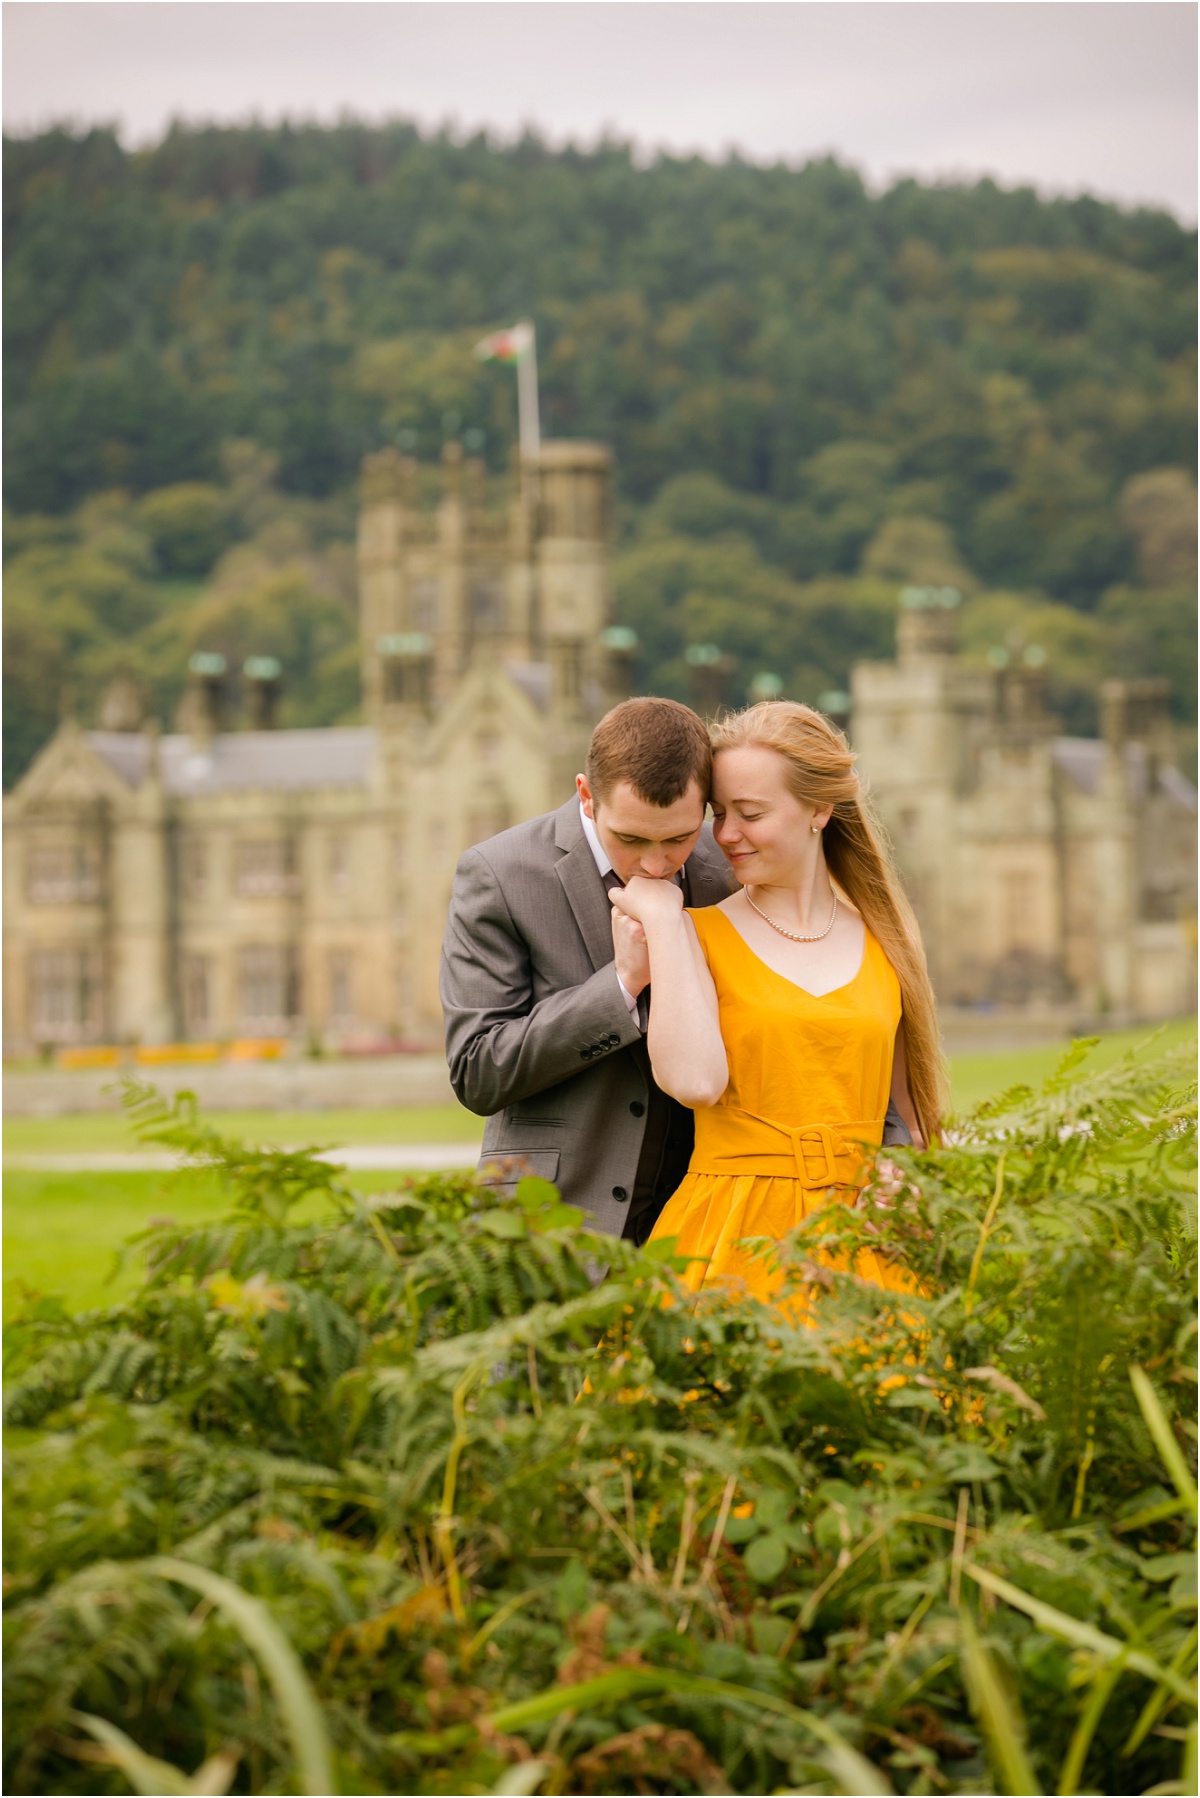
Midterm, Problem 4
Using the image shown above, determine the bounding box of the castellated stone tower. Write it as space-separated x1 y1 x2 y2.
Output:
852 587 1196 1022
4 438 621 1055
358 439 611 729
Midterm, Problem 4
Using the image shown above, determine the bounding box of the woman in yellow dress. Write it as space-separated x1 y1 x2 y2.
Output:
609 700 945 1306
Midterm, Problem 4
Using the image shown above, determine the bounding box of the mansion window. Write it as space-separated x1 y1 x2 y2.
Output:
409 577 438 633
470 576 504 633
234 838 298 898
328 949 354 1025
182 838 210 899
328 834 350 895
1002 873 1036 950
28 842 101 904
467 802 511 847
182 955 213 1037
236 945 299 1032
394 955 414 1028
29 949 102 1043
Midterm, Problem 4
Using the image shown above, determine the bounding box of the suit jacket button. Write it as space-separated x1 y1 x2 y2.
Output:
630 1100 645 1117
612 1186 627 1200
580 1048 593 1060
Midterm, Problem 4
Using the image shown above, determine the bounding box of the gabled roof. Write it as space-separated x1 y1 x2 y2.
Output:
88 729 376 796
5 718 135 812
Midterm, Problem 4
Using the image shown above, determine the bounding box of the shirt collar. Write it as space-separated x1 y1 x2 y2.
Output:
579 800 613 877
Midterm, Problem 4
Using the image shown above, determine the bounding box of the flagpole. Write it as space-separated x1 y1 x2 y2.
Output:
473 319 541 486
516 319 540 464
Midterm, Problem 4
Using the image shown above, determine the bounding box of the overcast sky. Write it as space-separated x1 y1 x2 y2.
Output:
4 1 1196 221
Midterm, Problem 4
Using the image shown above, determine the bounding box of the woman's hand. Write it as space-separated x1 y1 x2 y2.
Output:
608 874 685 927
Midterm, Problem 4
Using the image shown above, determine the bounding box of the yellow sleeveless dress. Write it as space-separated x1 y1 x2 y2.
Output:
648 905 912 1306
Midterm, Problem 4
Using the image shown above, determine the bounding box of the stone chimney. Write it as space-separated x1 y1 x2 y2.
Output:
243 656 282 729
1101 677 1172 750
377 632 433 714
748 672 784 706
98 672 146 732
1101 677 1175 796
896 586 961 663
686 643 736 718
985 642 1052 739
817 689 852 736
599 626 639 704
177 653 227 747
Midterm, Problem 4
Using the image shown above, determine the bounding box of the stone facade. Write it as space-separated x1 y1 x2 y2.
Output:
3 442 625 1054
4 475 1195 1058
851 590 1197 1022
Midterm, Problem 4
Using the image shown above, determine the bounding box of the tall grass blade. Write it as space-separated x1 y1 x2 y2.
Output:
964 1563 1197 1704
146 1557 334 1797
959 1608 1042 1795
1056 1657 1125 1795
819 1736 895 1796
65 1713 195 1797
492 1762 553 1796
1129 1364 1198 1520
1122 1625 1199 1758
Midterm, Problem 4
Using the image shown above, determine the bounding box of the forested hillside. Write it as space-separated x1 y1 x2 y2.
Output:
4 122 1196 782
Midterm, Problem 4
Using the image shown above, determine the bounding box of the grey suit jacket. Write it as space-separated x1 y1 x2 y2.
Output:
441 795 733 1237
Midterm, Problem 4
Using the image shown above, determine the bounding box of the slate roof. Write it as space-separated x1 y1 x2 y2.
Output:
87 729 376 796
1052 737 1197 810
507 663 552 711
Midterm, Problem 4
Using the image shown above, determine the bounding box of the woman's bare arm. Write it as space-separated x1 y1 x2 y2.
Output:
609 879 727 1106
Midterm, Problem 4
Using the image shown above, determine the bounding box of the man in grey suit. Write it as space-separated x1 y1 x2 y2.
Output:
441 697 731 1242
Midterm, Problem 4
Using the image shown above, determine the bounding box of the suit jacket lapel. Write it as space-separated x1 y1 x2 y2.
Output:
553 797 614 973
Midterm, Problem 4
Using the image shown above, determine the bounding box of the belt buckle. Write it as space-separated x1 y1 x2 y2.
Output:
790 1123 839 1188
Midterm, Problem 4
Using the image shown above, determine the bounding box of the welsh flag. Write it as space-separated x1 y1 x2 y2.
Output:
474 321 533 364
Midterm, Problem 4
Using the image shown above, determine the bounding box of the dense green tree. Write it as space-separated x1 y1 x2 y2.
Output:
3 122 1195 783
138 482 226 575
1 467 358 781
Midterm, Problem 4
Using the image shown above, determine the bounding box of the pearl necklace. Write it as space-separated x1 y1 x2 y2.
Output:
744 887 838 942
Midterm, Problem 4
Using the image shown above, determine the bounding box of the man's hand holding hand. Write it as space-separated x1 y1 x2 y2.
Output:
611 906 650 997
610 876 684 1000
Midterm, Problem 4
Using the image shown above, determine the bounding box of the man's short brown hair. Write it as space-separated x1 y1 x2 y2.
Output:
585 697 712 807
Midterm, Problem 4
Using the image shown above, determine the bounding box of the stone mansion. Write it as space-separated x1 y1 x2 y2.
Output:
3 444 1195 1055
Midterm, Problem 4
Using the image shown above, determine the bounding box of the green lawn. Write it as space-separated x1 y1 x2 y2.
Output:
4 1167 414 1319
4 1102 485 1158
5 1021 1193 1317
946 1016 1195 1110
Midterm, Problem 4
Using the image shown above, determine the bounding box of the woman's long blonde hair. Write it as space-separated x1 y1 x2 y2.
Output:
711 700 946 1145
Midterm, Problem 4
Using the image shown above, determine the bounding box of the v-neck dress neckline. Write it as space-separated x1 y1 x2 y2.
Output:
707 902 868 1000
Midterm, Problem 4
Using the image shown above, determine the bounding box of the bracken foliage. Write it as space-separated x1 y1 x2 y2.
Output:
3 1040 1196 1796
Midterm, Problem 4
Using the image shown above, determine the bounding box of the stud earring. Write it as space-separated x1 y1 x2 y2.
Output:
811 825 821 835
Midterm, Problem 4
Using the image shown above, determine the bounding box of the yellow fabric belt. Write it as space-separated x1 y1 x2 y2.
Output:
690 1107 883 1189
